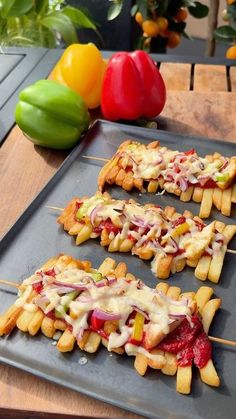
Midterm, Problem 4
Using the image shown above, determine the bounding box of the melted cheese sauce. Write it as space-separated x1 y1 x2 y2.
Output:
119 143 230 189
19 265 192 351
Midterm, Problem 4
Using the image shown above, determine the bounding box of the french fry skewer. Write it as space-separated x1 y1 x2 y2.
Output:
0 277 236 348
83 139 236 218
45 205 236 257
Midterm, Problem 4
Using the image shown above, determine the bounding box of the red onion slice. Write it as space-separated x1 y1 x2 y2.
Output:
92 308 121 321
197 175 211 186
131 305 149 320
52 279 92 291
178 176 188 192
90 204 104 226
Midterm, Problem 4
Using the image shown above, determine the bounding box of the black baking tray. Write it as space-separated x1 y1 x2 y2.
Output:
0 120 236 419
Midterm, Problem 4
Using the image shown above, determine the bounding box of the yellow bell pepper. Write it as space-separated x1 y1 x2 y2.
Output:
50 43 107 109
171 222 190 238
132 312 145 342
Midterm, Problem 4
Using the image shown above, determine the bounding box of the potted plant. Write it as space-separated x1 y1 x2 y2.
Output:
0 0 97 47
108 0 209 53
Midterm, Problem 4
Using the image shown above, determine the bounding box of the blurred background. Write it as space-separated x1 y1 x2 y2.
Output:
0 1 235 58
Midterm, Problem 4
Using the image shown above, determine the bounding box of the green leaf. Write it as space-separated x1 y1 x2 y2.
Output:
131 4 138 17
35 0 49 15
6 0 34 17
41 11 78 45
107 2 123 21
214 25 236 43
156 0 169 16
62 6 96 29
0 0 16 17
136 0 148 20
189 2 208 18
183 0 196 7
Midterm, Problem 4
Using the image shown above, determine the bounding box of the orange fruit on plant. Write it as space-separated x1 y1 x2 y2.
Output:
227 0 236 5
135 12 143 25
160 29 170 38
175 8 188 22
156 17 168 32
226 45 236 59
167 32 181 48
142 20 160 37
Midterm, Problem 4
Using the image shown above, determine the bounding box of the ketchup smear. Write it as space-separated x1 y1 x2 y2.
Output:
158 315 212 368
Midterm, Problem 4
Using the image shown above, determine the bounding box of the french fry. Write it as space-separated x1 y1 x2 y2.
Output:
199 189 214 219
134 353 148 376
180 187 193 202
98 257 116 276
41 316 55 338
221 188 232 216
76 224 93 245
28 310 44 336
84 332 101 353
199 359 220 387
201 299 221 334
213 188 222 211
176 366 192 395
195 256 211 281
208 247 226 283
0 305 23 336
148 180 159 193
57 329 76 352
232 184 236 203
192 187 203 203
161 352 177 376
194 287 213 313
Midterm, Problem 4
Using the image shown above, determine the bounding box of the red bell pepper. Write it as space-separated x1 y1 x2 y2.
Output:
101 50 166 121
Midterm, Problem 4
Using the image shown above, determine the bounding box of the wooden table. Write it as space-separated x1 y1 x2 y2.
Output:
0 60 236 418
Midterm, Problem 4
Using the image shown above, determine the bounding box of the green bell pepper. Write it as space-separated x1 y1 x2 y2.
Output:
15 80 90 150
55 290 79 318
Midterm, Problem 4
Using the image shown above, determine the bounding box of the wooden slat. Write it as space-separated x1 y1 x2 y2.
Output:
194 65 228 92
161 91 236 141
230 67 236 92
159 63 191 91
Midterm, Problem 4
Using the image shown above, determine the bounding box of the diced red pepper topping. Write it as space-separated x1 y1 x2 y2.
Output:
46 310 56 320
44 268 56 277
172 216 186 228
184 148 196 156
75 201 83 211
90 312 105 331
93 219 121 235
195 179 216 189
32 281 43 294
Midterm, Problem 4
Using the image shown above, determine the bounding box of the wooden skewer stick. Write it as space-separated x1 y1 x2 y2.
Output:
1 275 236 348
0 279 19 288
82 155 109 162
209 336 236 348
45 206 236 256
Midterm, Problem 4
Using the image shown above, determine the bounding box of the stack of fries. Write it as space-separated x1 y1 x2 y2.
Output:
0 255 221 394
58 192 236 282
98 140 236 218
